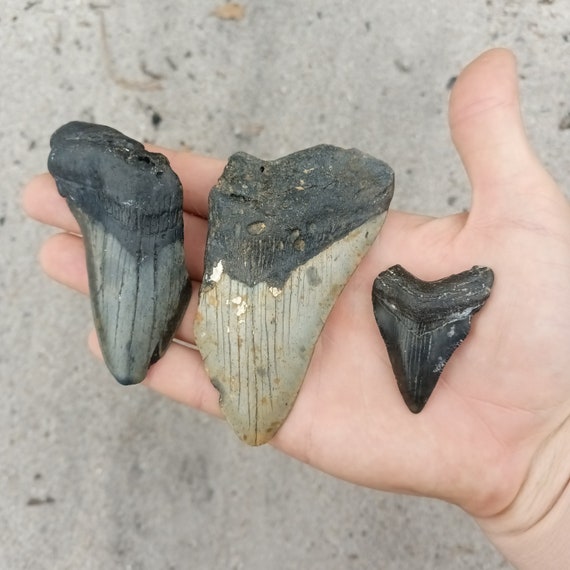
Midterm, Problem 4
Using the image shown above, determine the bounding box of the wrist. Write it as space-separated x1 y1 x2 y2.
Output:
475 416 570 569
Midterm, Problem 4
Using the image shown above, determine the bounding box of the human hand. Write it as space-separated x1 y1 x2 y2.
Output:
23 49 570 568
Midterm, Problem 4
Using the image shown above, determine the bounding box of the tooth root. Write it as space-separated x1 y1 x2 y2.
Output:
195 145 394 445
48 121 192 385
372 265 494 413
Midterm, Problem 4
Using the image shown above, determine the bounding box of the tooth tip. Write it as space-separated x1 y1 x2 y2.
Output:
112 374 141 386
101 347 149 385
406 399 426 414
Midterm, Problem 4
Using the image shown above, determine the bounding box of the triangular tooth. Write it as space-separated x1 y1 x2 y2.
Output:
372 265 494 413
195 145 394 445
47 121 192 385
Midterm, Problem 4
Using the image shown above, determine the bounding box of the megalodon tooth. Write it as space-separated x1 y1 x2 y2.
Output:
372 265 494 413
195 145 394 445
47 121 192 385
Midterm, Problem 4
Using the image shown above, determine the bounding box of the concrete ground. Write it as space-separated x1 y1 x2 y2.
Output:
2 0 569 568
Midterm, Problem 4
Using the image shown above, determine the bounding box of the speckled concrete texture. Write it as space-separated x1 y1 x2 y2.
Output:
2 1 569 568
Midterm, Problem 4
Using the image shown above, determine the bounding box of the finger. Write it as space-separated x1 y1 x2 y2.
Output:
23 173 80 233
25 171 208 279
40 233 88 292
449 48 559 223
357 209 471 283
88 330 221 416
175 289 201 346
40 233 201 345
146 146 226 218
183 213 207 279
37 211 208 283
23 150 224 230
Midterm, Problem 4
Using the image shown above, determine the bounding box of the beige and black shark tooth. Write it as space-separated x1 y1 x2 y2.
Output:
372 265 494 413
195 145 394 445
48 121 191 385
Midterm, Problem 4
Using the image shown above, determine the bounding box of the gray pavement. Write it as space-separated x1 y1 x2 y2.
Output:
2 0 569 568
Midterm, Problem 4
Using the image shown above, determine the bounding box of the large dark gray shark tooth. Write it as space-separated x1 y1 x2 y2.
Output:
47 121 192 385
195 145 394 445
372 265 494 413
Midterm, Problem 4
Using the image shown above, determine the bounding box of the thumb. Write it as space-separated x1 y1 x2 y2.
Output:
449 48 559 225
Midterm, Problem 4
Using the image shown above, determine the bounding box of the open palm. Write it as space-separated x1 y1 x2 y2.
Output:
24 48 570 544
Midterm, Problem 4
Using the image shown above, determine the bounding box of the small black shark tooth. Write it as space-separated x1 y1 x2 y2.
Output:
372 265 494 413
195 145 394 445
48 121 192 385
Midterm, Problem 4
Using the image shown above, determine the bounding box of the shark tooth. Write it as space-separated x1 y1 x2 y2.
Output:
195 145 394 445
47 121 192 385
372 265 494 413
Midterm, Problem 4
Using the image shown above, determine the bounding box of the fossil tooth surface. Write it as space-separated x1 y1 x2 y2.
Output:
372 265 494 413
195 145 394 445
47 121 192 385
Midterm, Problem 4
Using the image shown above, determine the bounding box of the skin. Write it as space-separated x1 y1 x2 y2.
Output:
23 49 570 568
